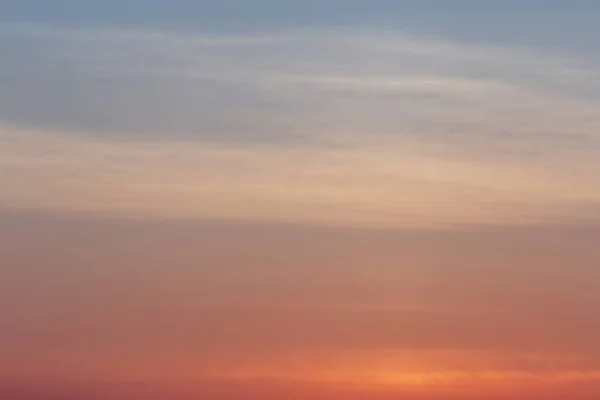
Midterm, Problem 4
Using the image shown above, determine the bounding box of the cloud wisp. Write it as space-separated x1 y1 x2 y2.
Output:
0 23 599 229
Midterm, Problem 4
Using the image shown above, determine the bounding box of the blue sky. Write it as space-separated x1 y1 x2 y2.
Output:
2 0 600 50
0 1 599 227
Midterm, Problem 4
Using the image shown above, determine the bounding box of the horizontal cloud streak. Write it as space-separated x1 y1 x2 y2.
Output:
1 23 599 148
0 24 599 228
1 124 600 228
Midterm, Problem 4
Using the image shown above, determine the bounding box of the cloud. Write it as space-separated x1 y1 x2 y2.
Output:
0 23 599 228
1 23 599 148
1 123 600 229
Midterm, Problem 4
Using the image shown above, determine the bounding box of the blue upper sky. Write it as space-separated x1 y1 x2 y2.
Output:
0 0 599 228
1 0 600 51
1 0 599 141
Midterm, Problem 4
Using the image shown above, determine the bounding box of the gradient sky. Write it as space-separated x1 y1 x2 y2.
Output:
1 1 600 399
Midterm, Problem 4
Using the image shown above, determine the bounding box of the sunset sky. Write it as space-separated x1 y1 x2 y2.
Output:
1 1 600 399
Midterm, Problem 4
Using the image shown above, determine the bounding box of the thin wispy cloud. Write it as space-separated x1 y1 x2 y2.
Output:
1 23 599 228
2 23 599 144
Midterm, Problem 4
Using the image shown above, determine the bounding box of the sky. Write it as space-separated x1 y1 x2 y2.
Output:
1 1 600 399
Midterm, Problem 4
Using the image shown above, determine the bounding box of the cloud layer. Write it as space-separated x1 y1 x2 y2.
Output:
1 23 599 228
